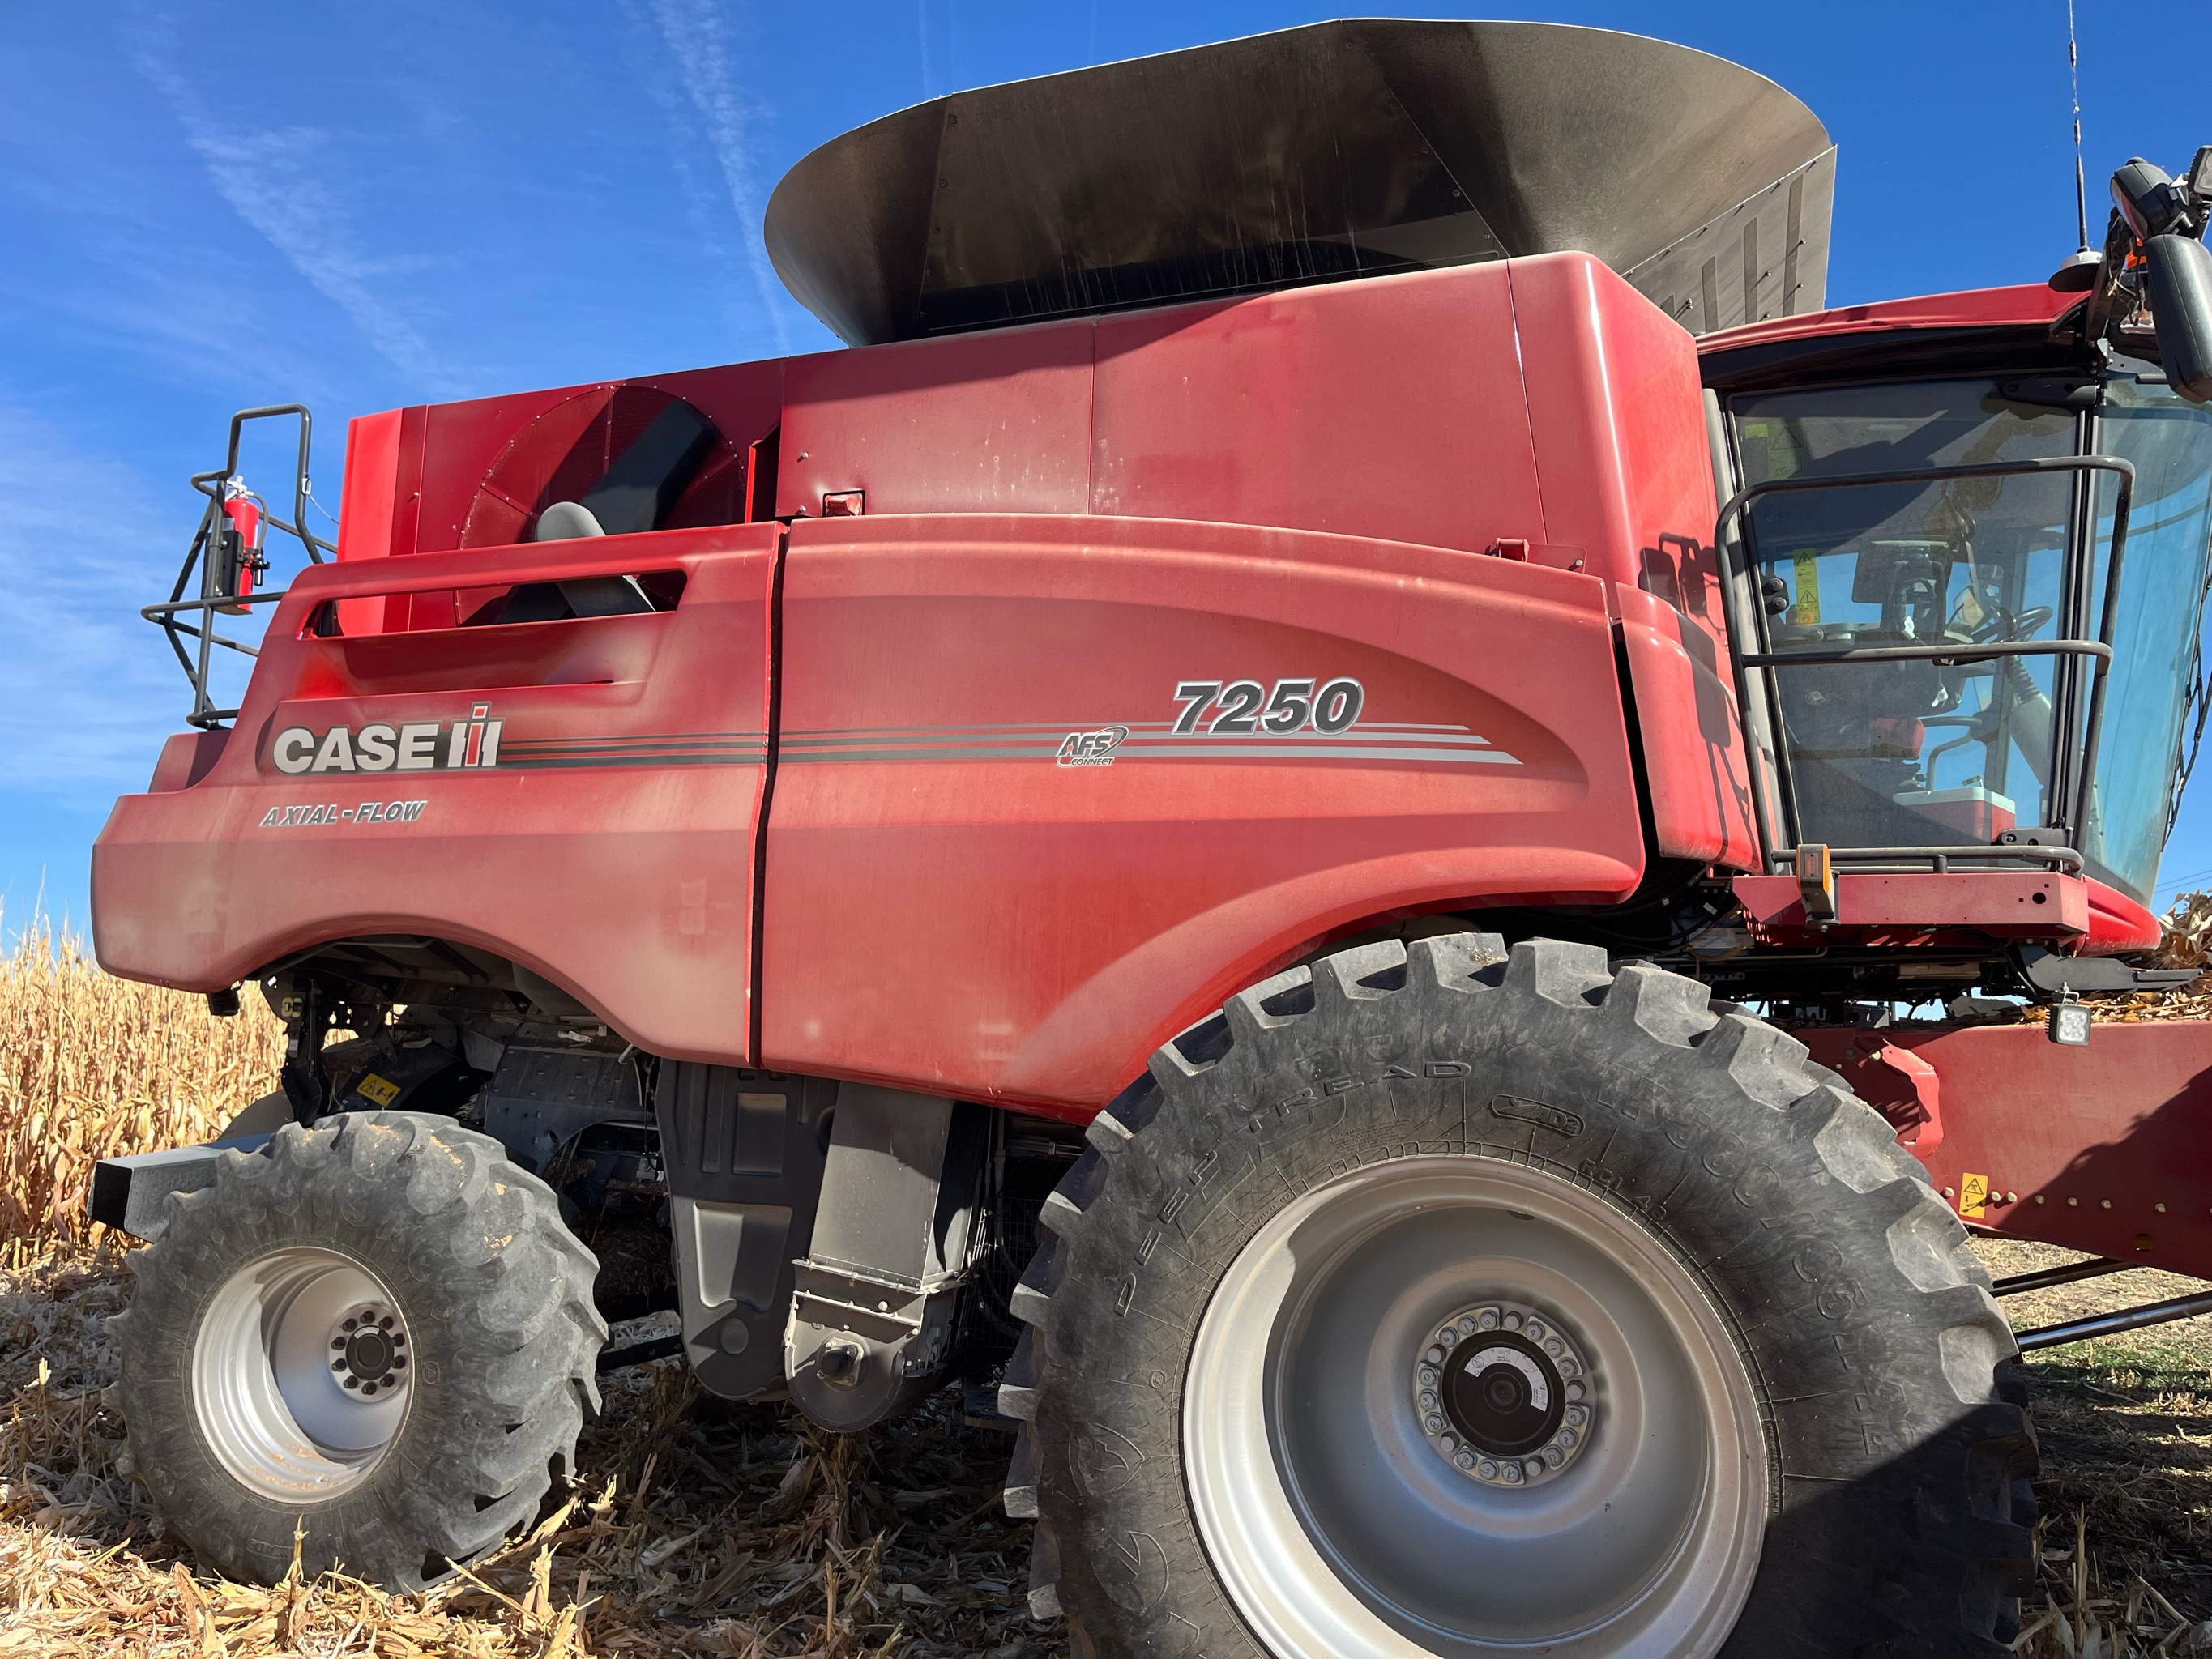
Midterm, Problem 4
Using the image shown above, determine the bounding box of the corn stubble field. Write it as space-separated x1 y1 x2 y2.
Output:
2 915 2210 1657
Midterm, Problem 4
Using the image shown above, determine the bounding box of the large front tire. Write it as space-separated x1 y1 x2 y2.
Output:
113 1111 606 1589
1002 936 2035 1657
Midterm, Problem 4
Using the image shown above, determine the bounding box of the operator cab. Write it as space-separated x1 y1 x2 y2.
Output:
1726 369 2212 903
1703 147 2212 911
1708 340 2212 909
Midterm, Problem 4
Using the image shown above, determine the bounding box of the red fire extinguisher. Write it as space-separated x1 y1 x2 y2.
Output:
216 479 268 615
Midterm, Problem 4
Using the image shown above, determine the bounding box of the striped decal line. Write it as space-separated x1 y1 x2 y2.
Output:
479 723 1516 769
779 721 1518 766
497 731 767 770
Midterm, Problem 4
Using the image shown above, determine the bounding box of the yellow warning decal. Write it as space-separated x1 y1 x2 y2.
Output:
1791 550 1821 626
1958 1172 1989 1221
357 1073 401 1108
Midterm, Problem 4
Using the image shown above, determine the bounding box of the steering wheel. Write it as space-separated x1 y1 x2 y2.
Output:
1965 603 2055 645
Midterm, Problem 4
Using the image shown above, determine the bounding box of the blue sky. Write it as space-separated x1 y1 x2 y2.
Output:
5 1 2210 936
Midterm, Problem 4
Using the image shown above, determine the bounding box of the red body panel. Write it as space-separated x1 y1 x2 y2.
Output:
1517 255 1756 866
94 526 780 1064
1699 281 2081 352
96 251 1733 1110
2083 881 2163 954
1614 585 1757 868
1086 267 1545 552
760 514 1642 1108
1800 1023 2212 1280
780 325 1093 518
1734 871 2090 945
1733 872 2154 953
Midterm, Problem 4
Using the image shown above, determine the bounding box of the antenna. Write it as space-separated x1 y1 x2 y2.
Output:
2069 0 2090 249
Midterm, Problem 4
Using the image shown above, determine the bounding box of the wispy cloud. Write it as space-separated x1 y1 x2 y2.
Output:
0 400 203 803
129 43 462 396
643 0 792 352
919 0 942 97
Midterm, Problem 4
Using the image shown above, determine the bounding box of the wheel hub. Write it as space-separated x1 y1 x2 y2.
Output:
1412 1302 1592 1486
329 1303 409 1399
1185 1156 1766 1655
194 1247 415 1501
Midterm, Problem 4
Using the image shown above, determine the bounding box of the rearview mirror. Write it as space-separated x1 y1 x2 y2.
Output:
2114 158 2190 240
2146 234 2212 404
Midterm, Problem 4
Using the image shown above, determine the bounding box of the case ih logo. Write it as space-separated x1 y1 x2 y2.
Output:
1056 725 1128 768
269 704 504 775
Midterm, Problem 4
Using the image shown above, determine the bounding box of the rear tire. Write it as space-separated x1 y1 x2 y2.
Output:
113 1111 606 1589
1002 936 2036 1657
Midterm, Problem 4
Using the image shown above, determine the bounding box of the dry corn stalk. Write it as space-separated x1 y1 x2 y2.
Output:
0 908 280 1247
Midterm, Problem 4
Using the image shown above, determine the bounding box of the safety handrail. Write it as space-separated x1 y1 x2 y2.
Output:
1712 454 2136 872
152 406 335 730
1758 844 2086 876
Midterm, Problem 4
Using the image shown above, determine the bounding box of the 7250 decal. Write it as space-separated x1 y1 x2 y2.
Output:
1172 677 1364 736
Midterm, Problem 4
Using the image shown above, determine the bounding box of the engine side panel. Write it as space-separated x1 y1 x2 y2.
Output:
1087 260 1545 554
778 323 1094 518
1514 253 1758 868
92 524 781 1064
759 514 1642 1109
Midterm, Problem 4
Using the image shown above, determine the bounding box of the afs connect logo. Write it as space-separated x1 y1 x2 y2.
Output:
269 703 504 775
1057 725 1128 768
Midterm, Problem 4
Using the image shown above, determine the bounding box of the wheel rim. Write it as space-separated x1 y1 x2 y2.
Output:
1184 1157 1766 1656
192 1247 413 1501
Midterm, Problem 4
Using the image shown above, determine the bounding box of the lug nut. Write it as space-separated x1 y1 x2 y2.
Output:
332 1338 346 1350
344 1377 359 1390
380 1374 396 1388
1416 1299 1595 1489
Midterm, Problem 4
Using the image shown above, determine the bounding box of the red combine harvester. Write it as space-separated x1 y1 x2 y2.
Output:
88 21 2212 1655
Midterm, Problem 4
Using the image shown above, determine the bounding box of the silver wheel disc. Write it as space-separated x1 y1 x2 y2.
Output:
1184 1158 1766 1656
192 1247 413 1501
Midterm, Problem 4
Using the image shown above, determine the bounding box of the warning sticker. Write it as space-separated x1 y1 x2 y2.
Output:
356 1073 401 1108
1791 550 1821 626
1958 1172 1989 1221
